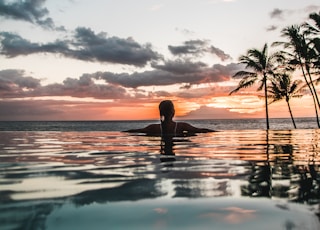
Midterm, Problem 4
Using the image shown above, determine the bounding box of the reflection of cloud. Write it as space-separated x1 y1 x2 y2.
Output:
72 179 164 205
198 206 256 224
222 206 256 224
153 208 168 214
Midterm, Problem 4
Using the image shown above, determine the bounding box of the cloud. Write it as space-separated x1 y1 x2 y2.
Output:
151 59 207 74
175 28 195 36
168 40 231 61
176 83 235 99
266 25 278 32
0 0 62 30
0 69 129 99
0 69 41 96
304 5 320 13
210 45 232 61
70 27 161 66
270 8 284 20
168 40 208 56
0 100 62 120
269 6 320 22
94 62 240 88
0 32 68 57
38 75 129 99
0 28 161 66
181 105 242 119
0 99 115 121
0 60 240 100
176 87 214 99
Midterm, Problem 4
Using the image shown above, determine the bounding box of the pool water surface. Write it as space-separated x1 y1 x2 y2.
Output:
0 130 319 229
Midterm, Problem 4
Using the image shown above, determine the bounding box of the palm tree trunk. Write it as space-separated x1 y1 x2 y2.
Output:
306 65 320 111
300 62 320 128
264 75 270 130
286 99 296 129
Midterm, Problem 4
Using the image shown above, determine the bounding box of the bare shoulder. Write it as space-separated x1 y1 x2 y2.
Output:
177 122 195 129
143 124 161 133
124 124 161 134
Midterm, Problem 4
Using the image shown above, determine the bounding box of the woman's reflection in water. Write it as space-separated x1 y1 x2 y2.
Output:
160 134 176 162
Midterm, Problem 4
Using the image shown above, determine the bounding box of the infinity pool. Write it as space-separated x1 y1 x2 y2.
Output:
0 130 319 229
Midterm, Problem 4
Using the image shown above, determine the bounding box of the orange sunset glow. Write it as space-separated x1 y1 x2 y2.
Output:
1 93 313 121
0 0 319 121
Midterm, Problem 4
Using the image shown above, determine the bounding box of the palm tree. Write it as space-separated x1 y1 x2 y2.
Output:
304 11 320 35
273 25 320 127
268 73 302 128
304 12 320 79
230 43 284 129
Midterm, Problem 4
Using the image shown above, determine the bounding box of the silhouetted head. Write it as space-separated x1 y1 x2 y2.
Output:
159 100 175 121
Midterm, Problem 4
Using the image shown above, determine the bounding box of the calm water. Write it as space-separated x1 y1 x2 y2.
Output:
0 117 318 131
0 122 320 229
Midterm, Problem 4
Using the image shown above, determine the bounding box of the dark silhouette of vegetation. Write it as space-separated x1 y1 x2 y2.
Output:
274 25 320 127
268 73 303 128
230 11 320 129
229 43 285 129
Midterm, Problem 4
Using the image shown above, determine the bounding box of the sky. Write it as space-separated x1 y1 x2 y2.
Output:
0 0 319 121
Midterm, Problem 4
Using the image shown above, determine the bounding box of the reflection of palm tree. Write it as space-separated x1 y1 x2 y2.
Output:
72 178 163 205
230 43 284 130
241 131 272 198
241 163 272 198
268 73 302 128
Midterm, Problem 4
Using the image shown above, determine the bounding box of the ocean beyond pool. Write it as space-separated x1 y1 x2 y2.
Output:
0 119 319 229
0 117 319 131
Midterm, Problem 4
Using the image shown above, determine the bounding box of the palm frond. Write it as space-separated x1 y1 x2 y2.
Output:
305 12 320 35
229 77 256 95
232 70 255 79
257 80 265 91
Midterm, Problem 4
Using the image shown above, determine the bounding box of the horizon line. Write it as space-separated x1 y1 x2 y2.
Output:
0 116 316 122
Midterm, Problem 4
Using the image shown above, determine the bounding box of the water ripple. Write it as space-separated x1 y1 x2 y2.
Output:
0 130 319 229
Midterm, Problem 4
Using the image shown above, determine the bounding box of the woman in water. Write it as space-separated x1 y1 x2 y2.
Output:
125 100 216 136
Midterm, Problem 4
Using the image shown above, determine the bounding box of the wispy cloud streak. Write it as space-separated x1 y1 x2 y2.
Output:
168 40 231 61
